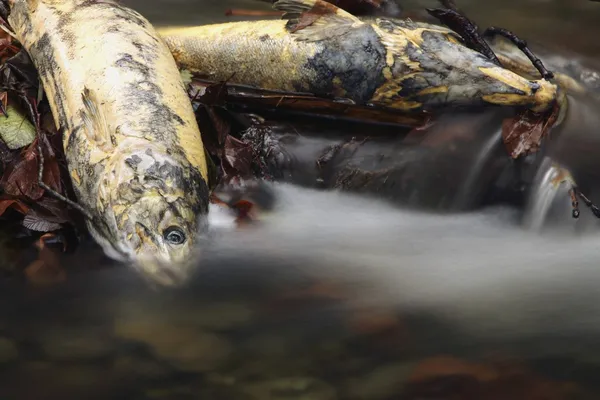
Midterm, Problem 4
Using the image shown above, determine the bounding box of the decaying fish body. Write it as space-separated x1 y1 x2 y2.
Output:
7 0 210 285
157 0 558 115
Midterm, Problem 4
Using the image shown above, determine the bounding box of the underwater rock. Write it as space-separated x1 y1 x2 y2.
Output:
0 336 18 363
241 377 337 400
39 327 115 360
343 362 414 399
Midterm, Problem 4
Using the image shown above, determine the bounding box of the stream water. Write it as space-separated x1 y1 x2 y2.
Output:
1 1 600 399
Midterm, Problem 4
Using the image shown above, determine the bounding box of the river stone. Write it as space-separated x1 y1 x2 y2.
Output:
178 302 256 331
115 317 232 372
39 328 115 360
0 336 18 363
113 355 172 380
242 377 337 400
116 299 256 331
343 362 414 399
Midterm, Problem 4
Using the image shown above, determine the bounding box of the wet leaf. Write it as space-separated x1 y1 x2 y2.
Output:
0 103 37 149
502 102 560 159
0 197 29 216
193 80 228 107
222 135 254 179
0 141 43 199
22 214 62 232
0 134 63 201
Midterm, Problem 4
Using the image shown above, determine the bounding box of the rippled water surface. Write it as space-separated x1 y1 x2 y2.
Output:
2 1 600 399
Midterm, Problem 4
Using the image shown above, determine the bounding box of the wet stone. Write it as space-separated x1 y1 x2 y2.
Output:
115 317 233 372
116 299 256 331
343 362 414 399
177 302 256 331
39 327 115 361
242 377 338 400
113 355 172 380
0 336 18 363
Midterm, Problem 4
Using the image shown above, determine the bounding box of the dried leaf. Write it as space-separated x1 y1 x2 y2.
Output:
22 214 62 232
0 103 37 149
0 198 29 216
0 134 63 201
502 102 560 159
194 80 228 107
0 141 43 199
223 135 253 179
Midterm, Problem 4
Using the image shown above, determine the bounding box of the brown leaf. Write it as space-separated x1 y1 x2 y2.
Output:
502 102 560 159
222 135 253 180
0 141 43 199
193 80 228 106
0 133 63 202
0 197 29 216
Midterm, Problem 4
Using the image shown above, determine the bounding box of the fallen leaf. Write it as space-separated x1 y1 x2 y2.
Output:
0 103 37 149
502 102 560 159
0 197 29 216
0 141 43 199
222 134 254 180
22 213 62 232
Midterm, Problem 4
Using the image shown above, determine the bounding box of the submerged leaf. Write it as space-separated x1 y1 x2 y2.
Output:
0 103 36 149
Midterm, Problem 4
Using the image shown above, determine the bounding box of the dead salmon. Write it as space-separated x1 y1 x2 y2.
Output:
157 0 558 115
6 0 210 286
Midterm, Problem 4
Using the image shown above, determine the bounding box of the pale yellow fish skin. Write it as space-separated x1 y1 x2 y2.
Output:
157 9 558 114
8 0 210 285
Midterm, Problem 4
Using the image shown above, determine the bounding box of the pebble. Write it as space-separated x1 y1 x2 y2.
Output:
242 377 338 400
113 355 172 380
343 362 414 399
117 299 256 331
115 317 232 372
39 327 115 360
0 336 18 363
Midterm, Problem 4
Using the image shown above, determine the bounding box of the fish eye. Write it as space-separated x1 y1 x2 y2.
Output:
163 226 186 245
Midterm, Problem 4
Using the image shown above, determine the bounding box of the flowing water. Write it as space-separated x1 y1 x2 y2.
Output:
1 1 600 399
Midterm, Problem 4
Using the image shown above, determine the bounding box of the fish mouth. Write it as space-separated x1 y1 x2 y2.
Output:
132 258 193 288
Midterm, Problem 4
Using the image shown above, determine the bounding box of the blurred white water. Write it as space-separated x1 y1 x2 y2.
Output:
205 183 600 343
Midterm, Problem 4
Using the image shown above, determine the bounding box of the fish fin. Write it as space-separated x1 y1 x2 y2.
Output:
80 87 114 150
273 0 364 42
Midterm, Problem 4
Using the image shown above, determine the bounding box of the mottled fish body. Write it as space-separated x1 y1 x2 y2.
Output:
158 0 557 114
7 0 209 285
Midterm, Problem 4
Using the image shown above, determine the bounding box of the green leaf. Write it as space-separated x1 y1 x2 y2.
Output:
0 103 37 150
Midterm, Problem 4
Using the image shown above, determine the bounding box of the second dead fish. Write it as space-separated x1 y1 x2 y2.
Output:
158 0 558 115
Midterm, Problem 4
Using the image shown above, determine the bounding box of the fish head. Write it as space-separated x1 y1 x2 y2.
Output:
125 193 206 287
99 145 210 287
